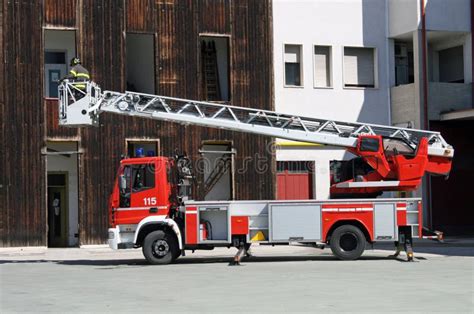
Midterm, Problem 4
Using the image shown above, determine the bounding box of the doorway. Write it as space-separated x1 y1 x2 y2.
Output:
46 141 79 247
47 173 68 247
201 143 234 201
126 33 155 93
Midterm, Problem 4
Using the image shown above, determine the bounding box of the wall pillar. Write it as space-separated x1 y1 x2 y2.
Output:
313 159 330 200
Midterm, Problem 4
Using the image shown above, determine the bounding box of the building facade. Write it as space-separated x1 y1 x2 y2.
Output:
2 0 472 248
0 0 275 247
273 0 473 234
273 0 392 201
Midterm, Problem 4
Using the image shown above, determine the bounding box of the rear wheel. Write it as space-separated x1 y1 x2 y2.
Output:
329 225 366 260
142 230 179 265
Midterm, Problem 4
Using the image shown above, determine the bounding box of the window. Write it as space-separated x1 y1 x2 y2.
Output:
44 30 76 98
126 140 159 158
284 44 302 86
343 47 376 88
394 42 414 86
200 36 230 101
313 45 332 88
126 33 155 94
383 138 415 155
439 46 464 83
131 164 155 191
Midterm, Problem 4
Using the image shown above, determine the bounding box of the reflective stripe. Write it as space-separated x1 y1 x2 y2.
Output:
70 70 77 75
76 73 90 79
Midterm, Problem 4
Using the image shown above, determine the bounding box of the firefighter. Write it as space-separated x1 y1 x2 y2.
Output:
65 57 90 95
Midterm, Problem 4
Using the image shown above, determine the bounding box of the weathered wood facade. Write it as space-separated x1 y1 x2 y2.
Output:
1 0 275 246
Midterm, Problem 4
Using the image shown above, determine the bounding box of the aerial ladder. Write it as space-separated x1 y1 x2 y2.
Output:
59 80 453 198
58 80 453 264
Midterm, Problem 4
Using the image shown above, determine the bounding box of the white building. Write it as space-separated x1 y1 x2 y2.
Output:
273 0 473 234
273 0 392 200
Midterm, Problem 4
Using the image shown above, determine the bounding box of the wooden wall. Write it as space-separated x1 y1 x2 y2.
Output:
1 0 274 246
1 1 46 246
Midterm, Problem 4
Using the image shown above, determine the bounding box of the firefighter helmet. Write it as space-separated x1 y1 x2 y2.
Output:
70 57 81 66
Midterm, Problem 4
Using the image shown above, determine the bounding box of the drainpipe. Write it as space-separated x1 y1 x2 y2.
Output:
421 0 428 130
471 0 474 108
420 0 432 228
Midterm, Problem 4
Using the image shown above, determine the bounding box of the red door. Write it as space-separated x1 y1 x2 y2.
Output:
277 161 314 200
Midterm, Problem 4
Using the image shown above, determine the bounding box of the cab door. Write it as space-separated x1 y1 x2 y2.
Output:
116 163 159 224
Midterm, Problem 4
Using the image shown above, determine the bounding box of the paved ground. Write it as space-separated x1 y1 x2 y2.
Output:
1 242 473 313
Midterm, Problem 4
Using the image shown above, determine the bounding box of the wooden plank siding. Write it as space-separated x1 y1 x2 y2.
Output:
1 1 46 246
1 0 274 246
44 0 77 28
126 0 156 33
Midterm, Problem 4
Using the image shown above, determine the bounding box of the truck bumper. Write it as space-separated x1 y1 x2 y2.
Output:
108 227 120 250
108 226 135 250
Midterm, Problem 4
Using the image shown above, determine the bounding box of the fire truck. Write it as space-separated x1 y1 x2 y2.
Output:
58 81 453 265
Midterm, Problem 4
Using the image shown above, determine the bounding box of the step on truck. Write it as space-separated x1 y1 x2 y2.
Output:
58 80 453 265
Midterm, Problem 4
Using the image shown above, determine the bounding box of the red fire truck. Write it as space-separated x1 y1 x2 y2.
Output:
58 81 453 265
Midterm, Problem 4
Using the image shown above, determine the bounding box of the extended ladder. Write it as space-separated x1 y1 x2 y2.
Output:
58 81 453 158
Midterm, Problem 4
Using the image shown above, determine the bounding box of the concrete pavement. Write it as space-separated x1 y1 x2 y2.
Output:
1 243 473 313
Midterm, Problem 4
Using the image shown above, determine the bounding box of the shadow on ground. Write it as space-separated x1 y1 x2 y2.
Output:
374 244 474 257
0 254 416 267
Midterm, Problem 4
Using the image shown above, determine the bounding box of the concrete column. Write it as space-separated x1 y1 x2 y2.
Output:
412 29 431 227
313 159 330 200
412 29 425 129
464 34 473 84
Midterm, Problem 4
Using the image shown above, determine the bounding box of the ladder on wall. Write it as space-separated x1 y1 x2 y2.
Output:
201 40 221 101
203 155 232 196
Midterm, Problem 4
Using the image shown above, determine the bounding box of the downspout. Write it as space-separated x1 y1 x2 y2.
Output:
421 0 428 130
471 0 474 108
420 0 432 228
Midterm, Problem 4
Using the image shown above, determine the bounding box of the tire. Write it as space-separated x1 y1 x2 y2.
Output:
142 230 179 265
329 225 366 260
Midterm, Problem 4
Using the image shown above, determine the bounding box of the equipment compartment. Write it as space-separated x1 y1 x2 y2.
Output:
269 204 321 242
198 206 229 242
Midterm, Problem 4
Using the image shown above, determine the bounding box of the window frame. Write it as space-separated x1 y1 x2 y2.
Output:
283 43 304 88
125 139 160 158
312 44 333 89
342 46 378 90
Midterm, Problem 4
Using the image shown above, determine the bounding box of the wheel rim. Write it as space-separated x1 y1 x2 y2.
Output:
152 240 170 258
339 232 358 252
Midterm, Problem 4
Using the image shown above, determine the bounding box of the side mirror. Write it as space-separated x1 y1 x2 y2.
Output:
119 174 127 190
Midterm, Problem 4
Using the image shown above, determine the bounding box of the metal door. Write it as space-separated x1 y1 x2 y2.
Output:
374 203 396 240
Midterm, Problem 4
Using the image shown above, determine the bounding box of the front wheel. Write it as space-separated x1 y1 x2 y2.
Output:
329 225 366 260
142 230 179 265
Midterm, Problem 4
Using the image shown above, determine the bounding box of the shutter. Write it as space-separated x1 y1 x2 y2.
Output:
284 45 301 63
314 46 330 87
344 47 374 87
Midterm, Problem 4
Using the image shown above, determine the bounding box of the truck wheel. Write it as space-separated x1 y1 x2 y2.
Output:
142 230 179 265
329 225 366 260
